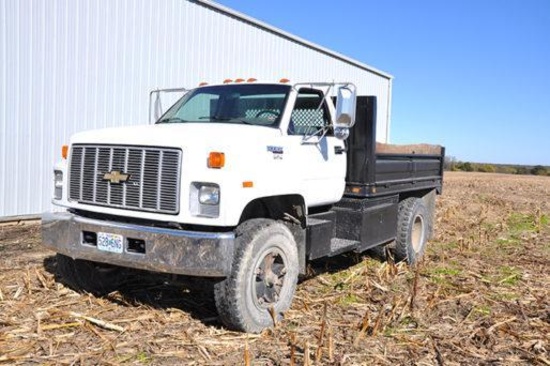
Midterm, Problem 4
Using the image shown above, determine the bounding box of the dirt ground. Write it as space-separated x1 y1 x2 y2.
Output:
0 172 549 365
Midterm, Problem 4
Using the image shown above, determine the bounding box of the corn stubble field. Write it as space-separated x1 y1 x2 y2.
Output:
0 172 549 365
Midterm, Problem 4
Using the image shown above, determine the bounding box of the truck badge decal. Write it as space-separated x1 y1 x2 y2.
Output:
103 170 130 184
267 146 284 154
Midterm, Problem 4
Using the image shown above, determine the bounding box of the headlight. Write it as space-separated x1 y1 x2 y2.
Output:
199 185 220 205
54 170 63 200
190 182 220 218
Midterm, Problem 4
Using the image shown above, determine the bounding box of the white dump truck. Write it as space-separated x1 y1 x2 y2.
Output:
43 80 444 333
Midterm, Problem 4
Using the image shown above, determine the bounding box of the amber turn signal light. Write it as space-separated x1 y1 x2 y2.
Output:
62 145 69 159
208 152 225 169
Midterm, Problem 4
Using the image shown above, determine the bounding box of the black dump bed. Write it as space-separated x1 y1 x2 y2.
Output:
344 96 444 197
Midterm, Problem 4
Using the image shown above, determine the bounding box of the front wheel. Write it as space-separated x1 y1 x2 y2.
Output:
394 198 429 265
214 219 299 333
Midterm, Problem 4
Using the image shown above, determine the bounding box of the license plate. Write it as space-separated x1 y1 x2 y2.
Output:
97 232 124 254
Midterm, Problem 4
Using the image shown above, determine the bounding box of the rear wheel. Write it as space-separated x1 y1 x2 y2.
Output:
394 198 429 265
56 254 125 295
214 219 299 333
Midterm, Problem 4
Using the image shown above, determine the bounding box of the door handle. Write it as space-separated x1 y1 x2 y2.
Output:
334 146 345 155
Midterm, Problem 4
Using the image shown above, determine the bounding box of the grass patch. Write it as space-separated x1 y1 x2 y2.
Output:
440 241 459 250
339 293 360 305
426 266 463 289
428 266 461 279
507 212 549 234
383 326 398 337
498 266 522 286
117 351 151 364
432 267 462 276
489 291 519 302
479 266 522 286
135 351 151 364
473 305 492 317
496 237 520 247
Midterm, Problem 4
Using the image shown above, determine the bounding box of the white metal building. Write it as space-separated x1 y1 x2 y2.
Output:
0 0 393 219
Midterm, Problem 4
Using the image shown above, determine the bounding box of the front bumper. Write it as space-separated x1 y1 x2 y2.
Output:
42 212 235 277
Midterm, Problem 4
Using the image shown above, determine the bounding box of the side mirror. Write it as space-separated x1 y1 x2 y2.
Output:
335 85 357 128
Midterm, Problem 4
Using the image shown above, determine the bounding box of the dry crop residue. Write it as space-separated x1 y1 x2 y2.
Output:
0 172 549 365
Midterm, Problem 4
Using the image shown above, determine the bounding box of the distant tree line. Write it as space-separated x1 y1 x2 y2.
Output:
444 156 550 176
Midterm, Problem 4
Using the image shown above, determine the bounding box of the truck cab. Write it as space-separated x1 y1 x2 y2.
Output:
43 80 444 333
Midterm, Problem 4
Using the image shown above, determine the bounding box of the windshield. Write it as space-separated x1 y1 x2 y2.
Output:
156 84 291 127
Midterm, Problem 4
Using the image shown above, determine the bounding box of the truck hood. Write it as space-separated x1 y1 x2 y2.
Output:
70 123 282 148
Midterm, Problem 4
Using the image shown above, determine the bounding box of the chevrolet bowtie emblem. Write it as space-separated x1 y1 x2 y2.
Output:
103 170 130 184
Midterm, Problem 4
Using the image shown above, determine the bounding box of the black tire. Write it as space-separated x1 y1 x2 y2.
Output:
56 254 125 295
394 198 429 265
214 219 299 333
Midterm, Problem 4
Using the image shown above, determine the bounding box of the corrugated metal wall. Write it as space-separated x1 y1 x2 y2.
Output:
0 0 392 218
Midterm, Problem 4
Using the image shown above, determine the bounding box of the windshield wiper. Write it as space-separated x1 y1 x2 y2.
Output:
156 117 188 124
198 115 232 121
200 116 255 125
198 116 261 126
230 119 256 125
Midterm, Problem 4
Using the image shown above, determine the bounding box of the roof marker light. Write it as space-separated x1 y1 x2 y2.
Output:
247 78 257 82
279 78 290 83
235 78 245 83
223 79 233 84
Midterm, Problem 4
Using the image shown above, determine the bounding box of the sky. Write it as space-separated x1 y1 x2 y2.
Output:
217 0 550 166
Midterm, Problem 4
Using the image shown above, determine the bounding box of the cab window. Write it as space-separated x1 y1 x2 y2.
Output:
288 89 330 135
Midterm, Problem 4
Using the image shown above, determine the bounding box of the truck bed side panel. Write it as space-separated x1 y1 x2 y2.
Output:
345 96 444 197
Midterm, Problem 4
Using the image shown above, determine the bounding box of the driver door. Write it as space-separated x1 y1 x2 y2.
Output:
286 88 346 207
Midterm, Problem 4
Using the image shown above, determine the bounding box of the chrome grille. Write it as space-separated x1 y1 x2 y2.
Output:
69 145 181 214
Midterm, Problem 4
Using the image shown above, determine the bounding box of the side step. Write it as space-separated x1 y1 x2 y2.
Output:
307 218 332 227
329 238 360 257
